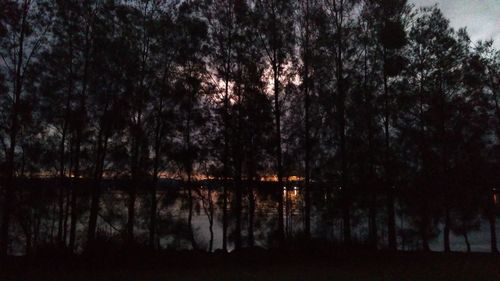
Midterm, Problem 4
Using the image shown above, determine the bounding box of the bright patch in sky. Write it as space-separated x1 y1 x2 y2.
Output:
410 0 500 48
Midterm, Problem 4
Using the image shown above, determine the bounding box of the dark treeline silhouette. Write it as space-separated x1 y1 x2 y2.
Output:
0 0 499 257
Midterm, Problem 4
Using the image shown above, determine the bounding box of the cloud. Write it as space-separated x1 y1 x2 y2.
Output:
410 0 500 48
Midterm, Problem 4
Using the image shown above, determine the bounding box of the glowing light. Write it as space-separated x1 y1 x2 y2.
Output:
287 176 304 181
260 175 279 182
259 175 304 182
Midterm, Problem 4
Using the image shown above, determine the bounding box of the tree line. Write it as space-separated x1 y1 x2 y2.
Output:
0 0 499 256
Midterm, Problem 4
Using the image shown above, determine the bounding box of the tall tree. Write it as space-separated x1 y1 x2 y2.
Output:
146 1 177 249
0 0 51 255
323 0 361 245
87 1 130 247
172 0 209 250
372 0 409 250
298 0 313 240
253 0 295 246
206 0 238 251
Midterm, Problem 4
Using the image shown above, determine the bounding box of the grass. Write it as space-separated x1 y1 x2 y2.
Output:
2 250 500 281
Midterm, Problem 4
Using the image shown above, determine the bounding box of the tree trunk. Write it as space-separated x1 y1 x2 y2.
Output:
0 1 29 256
422 233 430 251
208 187 214 252
273 61 285 246
363 30 377 249
383 61 397 250
248 185 255 247
127 184 136 243
70 123 82 253
489 189 498 253
443 207 451 252
208 218 214 252
303 0 312 241
128 113 141 243
387 187 397 250
25 222 32 256
63 186 70 244
234 180 242 249
221 3 233 252
187 179 198 250
464 232 471 253
149 178 158 249
87 180 101 245
87 131 108 246
234 64 243 250
222 184 228 251
57 85 72 245
57 170 66 245
368 197 377 248
333 1 351 246
421 210 430 251
489 212 498 253
68 184 77 252
150 114 160 247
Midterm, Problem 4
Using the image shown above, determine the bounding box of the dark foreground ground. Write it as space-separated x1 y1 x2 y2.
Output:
2 249 500 281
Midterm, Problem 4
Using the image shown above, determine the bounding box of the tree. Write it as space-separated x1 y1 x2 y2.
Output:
322 0 363 245
171 1 209 250
86 1 132 247
206 0 239 251
367 0 409 250
297 0 315 240
253 0 295 246
467 39 500 253
0 0 51 256
146 1 177 249
36 0 88 248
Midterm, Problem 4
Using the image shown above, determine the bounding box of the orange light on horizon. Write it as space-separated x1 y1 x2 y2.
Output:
260 175 304 182
261 175 279 182
287 176 304 182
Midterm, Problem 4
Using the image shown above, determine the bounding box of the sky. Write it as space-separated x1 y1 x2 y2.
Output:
410 0 500 48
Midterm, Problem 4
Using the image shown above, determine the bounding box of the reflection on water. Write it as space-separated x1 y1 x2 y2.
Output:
6 180 499 255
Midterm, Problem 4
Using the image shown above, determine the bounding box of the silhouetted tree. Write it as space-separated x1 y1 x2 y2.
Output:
253 0 295 246
0 0 498 256
171 1 209 250
0 0 51 255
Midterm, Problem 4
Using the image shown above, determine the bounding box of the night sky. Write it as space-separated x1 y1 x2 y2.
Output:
410 0 500 47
